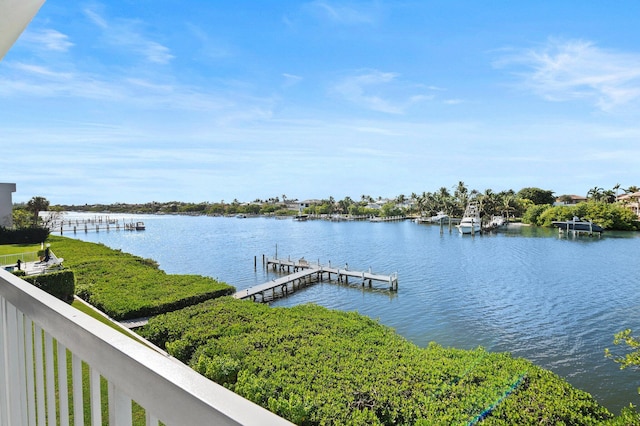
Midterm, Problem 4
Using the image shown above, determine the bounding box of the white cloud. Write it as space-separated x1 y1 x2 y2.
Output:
496 38 640 111
83 7 108 29
282 73 303 87
10 62 73 80
83 6 174 64
305 0 380 25
186 24 232 60
332 70 431 114
22 29 74 52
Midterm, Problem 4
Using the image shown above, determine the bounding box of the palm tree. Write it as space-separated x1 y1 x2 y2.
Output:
613 183 621 200
602 190 616 204
26 196 49 226
338 197 354 214
587 187 604 202
453 181 469 211
500 194 517 220
413 192 425 216
478 189 499 218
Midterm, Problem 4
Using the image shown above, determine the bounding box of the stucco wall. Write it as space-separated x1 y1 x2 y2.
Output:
0 183 16 227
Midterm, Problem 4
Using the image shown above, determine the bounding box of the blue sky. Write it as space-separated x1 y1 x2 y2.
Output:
3 1 640 204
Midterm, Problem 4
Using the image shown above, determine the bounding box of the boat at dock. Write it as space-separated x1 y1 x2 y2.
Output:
126 221 145 230
456 201 481 234
430 211 449 224
552 217 604 234
487 215 507 229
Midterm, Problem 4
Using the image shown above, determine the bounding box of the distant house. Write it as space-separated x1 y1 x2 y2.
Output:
554 195 587 206
0 183 16 227
617 191 640 218
299 199 322 211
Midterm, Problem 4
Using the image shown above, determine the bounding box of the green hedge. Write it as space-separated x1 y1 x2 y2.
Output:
140 298 614 425
47 236 235 320
0 226 50 244
20 269 75 303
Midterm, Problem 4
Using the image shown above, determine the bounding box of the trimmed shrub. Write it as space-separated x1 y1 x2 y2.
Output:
48 236 235 320
0 226 50 244
22 270 75 303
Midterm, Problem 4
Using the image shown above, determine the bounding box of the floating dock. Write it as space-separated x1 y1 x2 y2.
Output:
234 257 398 302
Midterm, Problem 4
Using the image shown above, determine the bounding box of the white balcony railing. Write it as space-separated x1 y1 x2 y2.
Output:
0 269 293 426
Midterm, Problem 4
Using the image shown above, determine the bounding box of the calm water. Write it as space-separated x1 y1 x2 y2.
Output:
58 213 640 413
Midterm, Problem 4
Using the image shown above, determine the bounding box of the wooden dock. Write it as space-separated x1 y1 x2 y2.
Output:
49 218 145 234
369 215 407 222
234 257 398 302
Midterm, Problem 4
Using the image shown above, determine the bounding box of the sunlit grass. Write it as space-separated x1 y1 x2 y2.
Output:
0 243 42 264
0 243 42 255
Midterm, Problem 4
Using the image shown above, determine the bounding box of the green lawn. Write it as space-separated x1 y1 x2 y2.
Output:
0 243 42 255
0 243 42 265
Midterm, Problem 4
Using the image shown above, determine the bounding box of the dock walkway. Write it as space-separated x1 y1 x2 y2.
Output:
234 257 398 302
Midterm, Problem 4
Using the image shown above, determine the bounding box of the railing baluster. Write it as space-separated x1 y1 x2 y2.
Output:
16 307 28 426
110 382 132 426
45 331 57 424
90 367 101 426
34 324 46 425
146 412 160 426
24 317 36 426
71 354 83 426
57 342 70 426
0 296 8 426
6 301 24 425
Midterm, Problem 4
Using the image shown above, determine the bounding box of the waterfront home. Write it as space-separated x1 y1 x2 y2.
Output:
554 194 587 206
617 191 640 218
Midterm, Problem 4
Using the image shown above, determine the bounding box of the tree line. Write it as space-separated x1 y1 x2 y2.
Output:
11 182 640 230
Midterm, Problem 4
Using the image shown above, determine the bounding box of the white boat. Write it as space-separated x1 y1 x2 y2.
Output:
552 216 604 234
456 201 481 234
488 215 507 229
430 211 449 224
